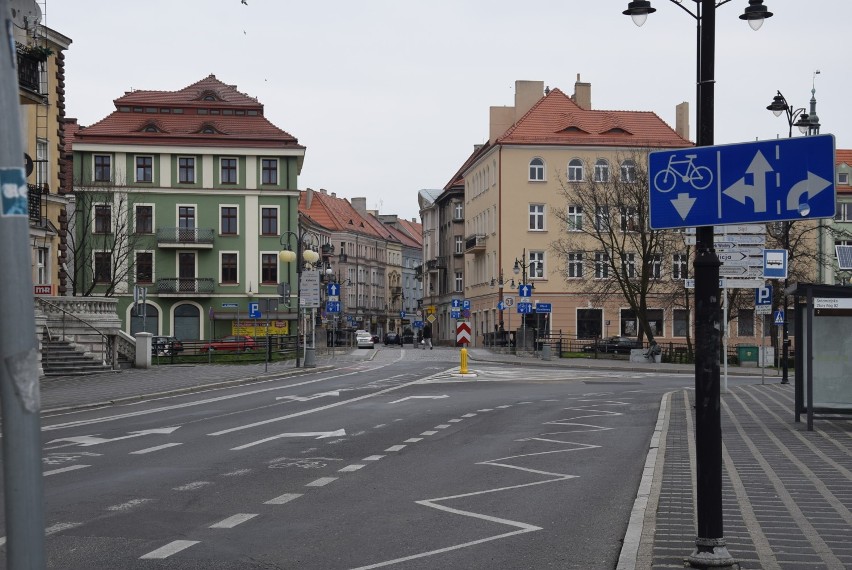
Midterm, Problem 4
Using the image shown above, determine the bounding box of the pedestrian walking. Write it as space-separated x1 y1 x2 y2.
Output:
423 323 433 350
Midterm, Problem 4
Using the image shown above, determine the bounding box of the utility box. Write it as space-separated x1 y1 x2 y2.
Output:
737 345 759 367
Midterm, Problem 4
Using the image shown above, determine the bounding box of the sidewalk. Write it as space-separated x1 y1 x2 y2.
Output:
39 348 851 569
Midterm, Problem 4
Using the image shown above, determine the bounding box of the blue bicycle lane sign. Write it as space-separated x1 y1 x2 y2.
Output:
648 134 835 230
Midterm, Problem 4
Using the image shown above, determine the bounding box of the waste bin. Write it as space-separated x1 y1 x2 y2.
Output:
736 345 758 367
541 344 551 361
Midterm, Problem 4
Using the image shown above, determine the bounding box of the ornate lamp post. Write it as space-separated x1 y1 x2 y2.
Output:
623 1 772 567
766 85 821 385
513 249 531 352
279 230 321 368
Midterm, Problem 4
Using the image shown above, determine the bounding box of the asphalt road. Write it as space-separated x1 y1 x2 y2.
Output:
9 349 699 569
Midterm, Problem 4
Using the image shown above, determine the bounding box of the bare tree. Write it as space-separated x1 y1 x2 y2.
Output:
552 151 684 344
66 183 145 297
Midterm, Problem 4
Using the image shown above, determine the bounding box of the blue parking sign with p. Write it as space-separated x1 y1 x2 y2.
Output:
755 285 772 307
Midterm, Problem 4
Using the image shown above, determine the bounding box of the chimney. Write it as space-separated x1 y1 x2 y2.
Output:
411 218 417 223
675 101 691 141
351 197 367 213
320 188 327 194
572 74 591 110
331 192 336 198
490 106 515 144
305 188 313 209
514 80 544 123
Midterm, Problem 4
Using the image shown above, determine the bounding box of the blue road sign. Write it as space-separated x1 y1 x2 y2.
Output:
326 301 340 313
649 134 835 229
462 309 471 318
497 301 505 311
326 283 340 297
451 298 462 309
248 302 261 319
774 310 785 325
451 310 461 319
400 311 406 319
517 302 533 314
413 320 424 328
755 285 773 307
518 284 532 298
462 299 471 310
763 249 788 279
535 303 552 313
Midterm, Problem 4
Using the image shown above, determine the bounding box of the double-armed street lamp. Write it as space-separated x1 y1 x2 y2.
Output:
623 1 773 567
279 229 321 368
766 85 821 385
513 250 534 351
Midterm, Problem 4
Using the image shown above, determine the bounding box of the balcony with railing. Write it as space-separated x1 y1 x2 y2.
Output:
156 278 215 296
464 233 486 253
426 257 446 272
28 184 46 224
414 264 423 280
156 227 215 248
17 48 43 101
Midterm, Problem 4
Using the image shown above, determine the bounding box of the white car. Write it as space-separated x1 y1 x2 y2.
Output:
356 332 374 349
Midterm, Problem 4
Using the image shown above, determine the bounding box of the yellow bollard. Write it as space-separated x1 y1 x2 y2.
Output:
459 346 468 374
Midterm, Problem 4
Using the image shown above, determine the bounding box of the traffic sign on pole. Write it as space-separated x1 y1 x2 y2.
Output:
650 134 836 229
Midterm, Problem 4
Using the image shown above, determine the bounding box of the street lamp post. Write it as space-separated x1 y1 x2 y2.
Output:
766 87 821 385
623 1 773 567
279 229 321 368
513 249 530 352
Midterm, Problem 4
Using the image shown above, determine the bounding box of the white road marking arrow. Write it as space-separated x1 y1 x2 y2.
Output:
671 193 696 220
46 427 181 447
231 429 346 450
276 391 341 402
389 395 449 404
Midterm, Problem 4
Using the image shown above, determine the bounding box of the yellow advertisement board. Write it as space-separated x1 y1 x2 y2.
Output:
232 320 290 336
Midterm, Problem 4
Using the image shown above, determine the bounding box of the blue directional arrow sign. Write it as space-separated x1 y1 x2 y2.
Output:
326 301 340 313
518 284 532 298
497 301 505 311
451 310 461 319
326 283 340 297
649 134 835 229
517 302 533 314
451 298 462 309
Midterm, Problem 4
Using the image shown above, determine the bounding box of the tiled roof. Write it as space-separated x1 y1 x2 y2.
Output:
299 191 384 240
396 218 423 247
837 149 852 167
444 142 491 190
497 88 689 148
73 75 302 150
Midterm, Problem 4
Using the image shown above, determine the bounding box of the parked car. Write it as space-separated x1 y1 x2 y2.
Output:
370 334 380 344
383 331 400 346
356 331 374 349
152 336 183 356
582 336 642 354
201 335 256 353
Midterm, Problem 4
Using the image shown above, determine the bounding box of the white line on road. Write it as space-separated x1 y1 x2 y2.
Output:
362 455 384 461
388 395 449 404
434 425 450 429
384 445 406 452
305 477 337 487
420 431 438 436
230 429 346 451
107 499 152 512
173 481 212 491
477 408 493 412
448 419 462 423
339 464 365 472
461 413 477 418
140 540 200 559
210 513 258 528
43 464 90 477
130 442 183 455
264 493 302 505
496 405 511 409
404 438 423 443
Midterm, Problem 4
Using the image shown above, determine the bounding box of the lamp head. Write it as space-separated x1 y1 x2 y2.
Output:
739 0 773 31
794 113 811 134
303 249 320 264
279 249 297 263
513 261 520 275
766 92 787 117
623 1 655 27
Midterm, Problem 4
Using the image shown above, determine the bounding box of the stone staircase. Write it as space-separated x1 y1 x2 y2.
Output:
41 339 114 377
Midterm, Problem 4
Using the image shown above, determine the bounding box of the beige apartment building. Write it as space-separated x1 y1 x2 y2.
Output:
461 77 694 346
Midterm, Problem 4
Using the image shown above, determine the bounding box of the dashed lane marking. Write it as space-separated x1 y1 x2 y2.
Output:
130 442 183 454
362 455 384 461
305 477 338 487
339 464 365 472
264 493 302 505
210 513 258 528
385 445 406 452
140 540 199 559
44 464 90 477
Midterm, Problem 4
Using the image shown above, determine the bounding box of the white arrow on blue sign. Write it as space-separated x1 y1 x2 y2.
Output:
327 283 340 296
649 134 835 229
326 301 340 313
755 285 773 307
517 302 533 314
248 302 261 319
518 284 532 298
451 299 462 309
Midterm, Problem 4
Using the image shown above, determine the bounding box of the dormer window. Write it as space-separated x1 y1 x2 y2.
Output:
202 127 215 134
144 125 159 133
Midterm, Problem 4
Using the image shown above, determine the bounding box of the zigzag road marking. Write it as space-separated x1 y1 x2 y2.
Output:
352 397 626 569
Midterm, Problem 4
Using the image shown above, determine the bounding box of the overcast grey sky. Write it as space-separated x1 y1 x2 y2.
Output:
50 0 850 221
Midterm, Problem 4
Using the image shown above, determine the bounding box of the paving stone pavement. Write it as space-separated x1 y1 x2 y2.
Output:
38 347 852 569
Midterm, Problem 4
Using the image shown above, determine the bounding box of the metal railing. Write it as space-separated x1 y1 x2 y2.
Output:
35 297 115 368
156 227 215 245
156 277 215 294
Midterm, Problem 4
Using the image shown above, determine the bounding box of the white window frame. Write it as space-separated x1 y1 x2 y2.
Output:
672 253 688 280
568 159 584 182
36 139 48 187
838 172 849 185
836 201 852 222
529 251 545 279
455 271 463 293
567 205 583 231
567 252 583 278
219 251 240 285
529 204 545 231
620 159 637 183
178 156 196 184
454 235 463 254
622 253 636 278
595 253 609 279
36 247 49 285
219 204 240 236
260 250 278 285
649 254 662 279
93 154 111 182
135 154 154 183
260 205 280 236
454 202 463 220
529 157 545 181
621 206 639 232
594 158 610 183
261 157 279 185
219 157 239 184
594 206 610 231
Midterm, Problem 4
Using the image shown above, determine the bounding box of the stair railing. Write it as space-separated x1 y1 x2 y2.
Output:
35 297 115 369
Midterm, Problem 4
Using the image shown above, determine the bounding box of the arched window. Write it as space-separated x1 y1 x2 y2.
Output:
594 159 610 183
568 159 584 182
620 159 637 183
529 158 545 181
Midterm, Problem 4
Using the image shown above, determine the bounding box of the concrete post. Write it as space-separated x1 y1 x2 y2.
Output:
135 332 152 369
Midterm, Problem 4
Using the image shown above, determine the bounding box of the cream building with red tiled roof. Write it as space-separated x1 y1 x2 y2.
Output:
459 77 693 347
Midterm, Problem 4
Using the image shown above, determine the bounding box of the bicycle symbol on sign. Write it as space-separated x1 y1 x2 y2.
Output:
653 154 714 193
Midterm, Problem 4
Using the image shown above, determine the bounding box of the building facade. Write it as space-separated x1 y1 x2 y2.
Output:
70 75 305 340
